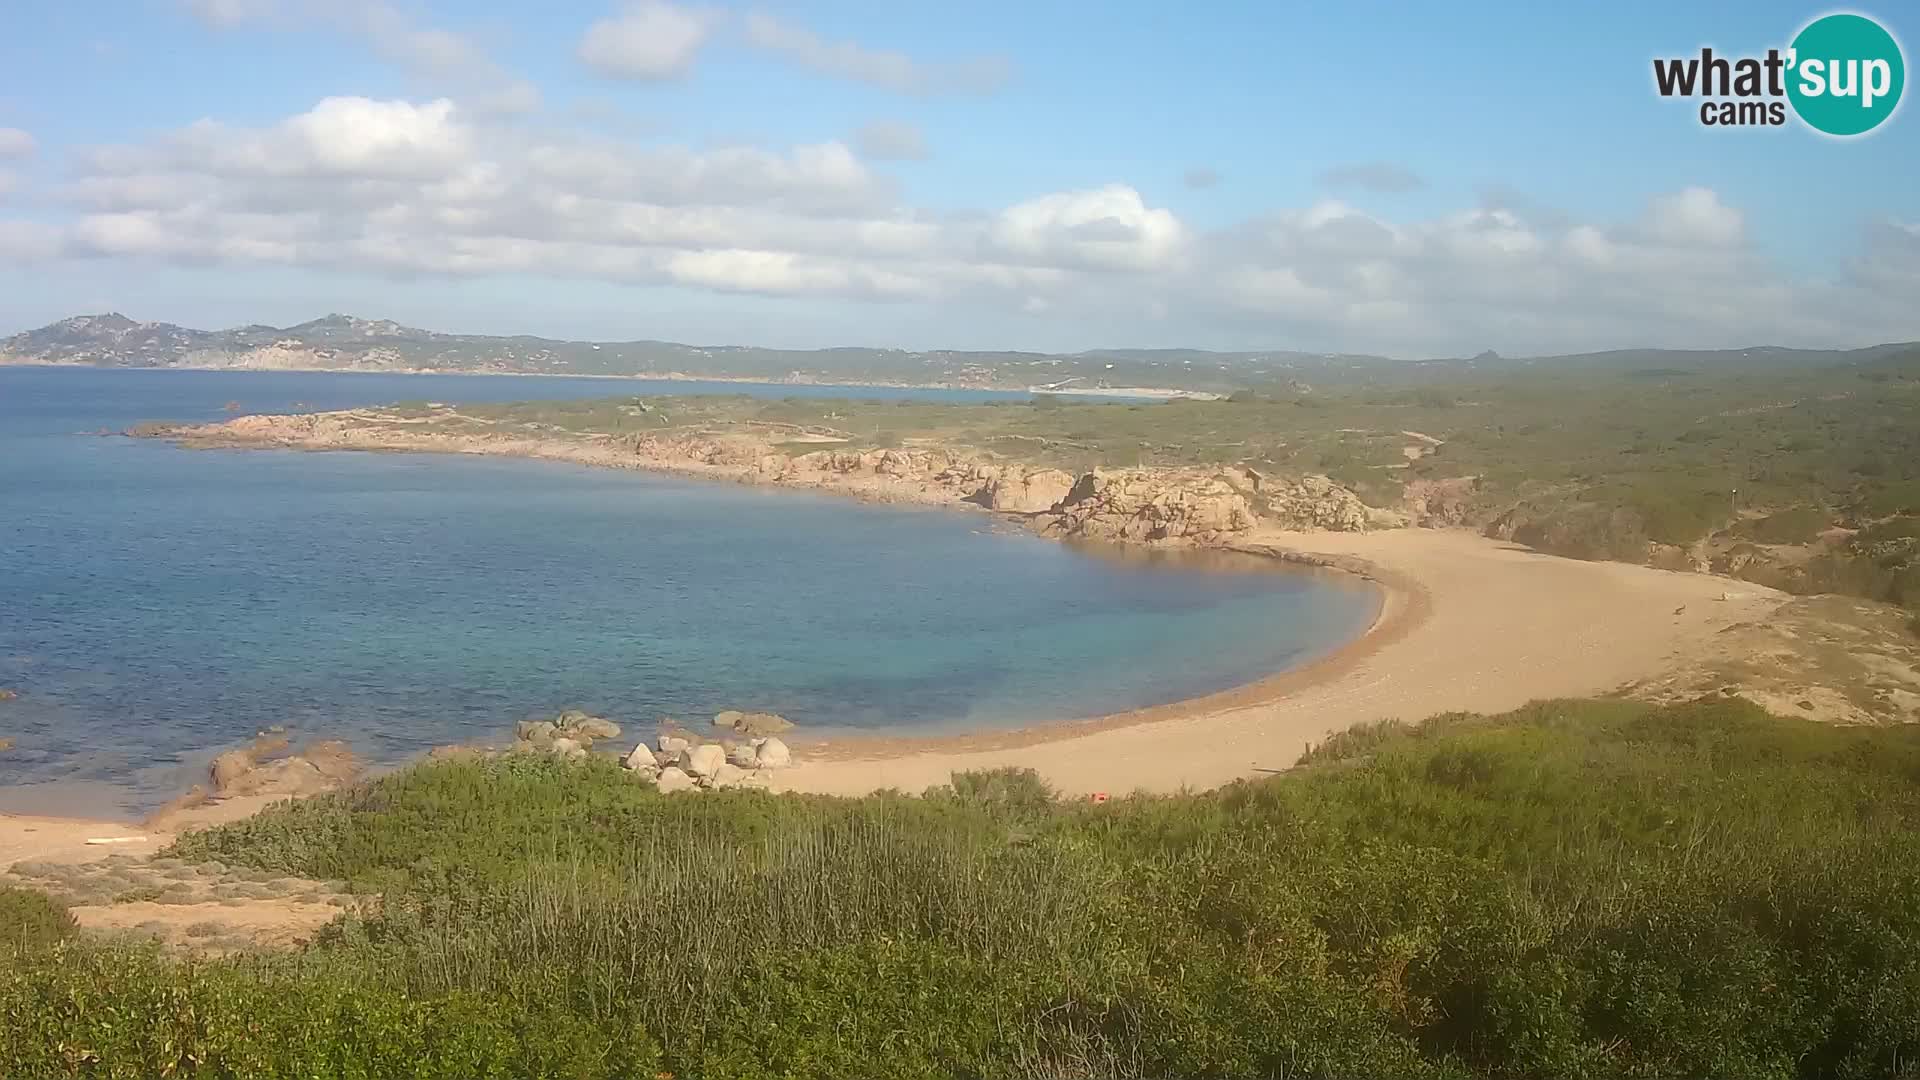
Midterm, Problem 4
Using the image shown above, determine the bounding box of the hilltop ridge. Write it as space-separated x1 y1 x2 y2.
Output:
5 311 1913 391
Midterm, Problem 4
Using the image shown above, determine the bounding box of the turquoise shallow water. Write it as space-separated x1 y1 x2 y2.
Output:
0 367 1378 813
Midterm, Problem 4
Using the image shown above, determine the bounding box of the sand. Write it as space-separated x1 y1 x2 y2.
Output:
767 526 1786 797
0 527 1787 833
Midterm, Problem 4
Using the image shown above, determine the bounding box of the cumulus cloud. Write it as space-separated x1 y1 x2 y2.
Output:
20 93 1920 354
0 128 36 159
578 2 713 80
1317 162 1426 193
1642 186 1743 247
854 120 929 161
989 186 1186 272
742 13 1009 95
1182 166 1221 190
176 0 537 113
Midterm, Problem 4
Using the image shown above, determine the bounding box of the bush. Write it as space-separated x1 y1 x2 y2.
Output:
0 887 75 956
0 947 663 1078
17 699 1917 1077
1737 505 1829 544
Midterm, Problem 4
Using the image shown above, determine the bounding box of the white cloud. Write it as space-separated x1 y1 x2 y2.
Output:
742 13 1009 95
1644 186 1743 246
22 94 1920 355
854 120 929 162
990 185 1186 272
176 0 537 113
282 97 469 175
0 128 36 159
578 2 713 80
181 0 277 26
0 169 15 199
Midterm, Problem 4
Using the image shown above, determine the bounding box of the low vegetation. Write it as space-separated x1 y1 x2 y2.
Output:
378 347 1920 616
9 697 1920 1077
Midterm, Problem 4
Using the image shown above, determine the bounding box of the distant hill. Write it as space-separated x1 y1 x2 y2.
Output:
2 312 1912 391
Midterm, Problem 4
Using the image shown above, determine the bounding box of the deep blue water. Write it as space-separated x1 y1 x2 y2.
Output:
0 367 1378 813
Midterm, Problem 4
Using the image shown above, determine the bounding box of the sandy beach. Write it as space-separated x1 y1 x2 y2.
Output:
3 415 1790 840
769 526 1785 796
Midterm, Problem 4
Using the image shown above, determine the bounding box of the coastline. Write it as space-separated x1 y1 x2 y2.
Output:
0 360 1215 399
5 412 1788 823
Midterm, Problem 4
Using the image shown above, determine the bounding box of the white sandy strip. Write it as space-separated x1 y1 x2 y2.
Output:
771 528 1786 798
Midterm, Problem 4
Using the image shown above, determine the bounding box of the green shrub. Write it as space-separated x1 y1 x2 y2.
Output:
50 699 1919 1077
1737 505 1830 544
0 946 662 1078
0 887 75 956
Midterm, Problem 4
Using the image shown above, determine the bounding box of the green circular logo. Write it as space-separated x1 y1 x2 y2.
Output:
1787 13 1905 136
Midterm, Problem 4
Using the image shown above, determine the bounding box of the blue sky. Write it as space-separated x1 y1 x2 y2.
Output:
0 1 1914 355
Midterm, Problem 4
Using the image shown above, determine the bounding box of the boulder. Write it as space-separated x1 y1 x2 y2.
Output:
654 767 695 794
754 737 792 769
516 720 557 748
208 750 256 794
657 734 691 756
562 715 621 742
713 710 745 729
733 712 794 737
709 763 748 789
548 736 587 761
681 743 725 778
726 744 760 770
624 743 659 771
652 748 678 768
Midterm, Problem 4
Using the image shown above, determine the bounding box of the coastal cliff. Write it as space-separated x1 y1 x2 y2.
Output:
139 409 1383 544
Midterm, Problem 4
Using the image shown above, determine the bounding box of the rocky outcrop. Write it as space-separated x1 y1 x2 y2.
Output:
985 467 1076 513
1039 469 1257 543
620 729 792 793
712 710 794 737
1400 476 1479 528
206 736 361 799
150 410 1383 541
1236 470 1378 532
513 710 622 758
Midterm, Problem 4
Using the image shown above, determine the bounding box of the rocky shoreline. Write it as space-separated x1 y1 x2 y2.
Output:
138 408 1392 547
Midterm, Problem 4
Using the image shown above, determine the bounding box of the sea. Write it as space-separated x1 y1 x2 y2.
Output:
0 366 1379 814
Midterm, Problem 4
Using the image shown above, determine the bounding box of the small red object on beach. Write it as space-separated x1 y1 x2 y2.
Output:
1089 792 1109 804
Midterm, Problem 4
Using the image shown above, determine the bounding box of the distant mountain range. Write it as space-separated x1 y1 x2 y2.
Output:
3 312 1914 392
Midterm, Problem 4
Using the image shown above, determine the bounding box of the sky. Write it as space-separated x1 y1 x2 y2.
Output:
0 1 1914 357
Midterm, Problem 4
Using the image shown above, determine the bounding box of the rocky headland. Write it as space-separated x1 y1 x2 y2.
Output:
139 408 1389 546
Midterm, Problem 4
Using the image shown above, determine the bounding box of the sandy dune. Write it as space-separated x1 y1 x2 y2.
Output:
771 527 1786 797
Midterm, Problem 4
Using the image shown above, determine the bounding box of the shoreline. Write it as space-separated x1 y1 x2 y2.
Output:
6 411 1790 822
790 549 1416 764
1 360 1217 399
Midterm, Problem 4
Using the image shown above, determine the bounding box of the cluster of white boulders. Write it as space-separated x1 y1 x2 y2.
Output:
514 709 624 760
509 707 797 792
622 721 794 794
